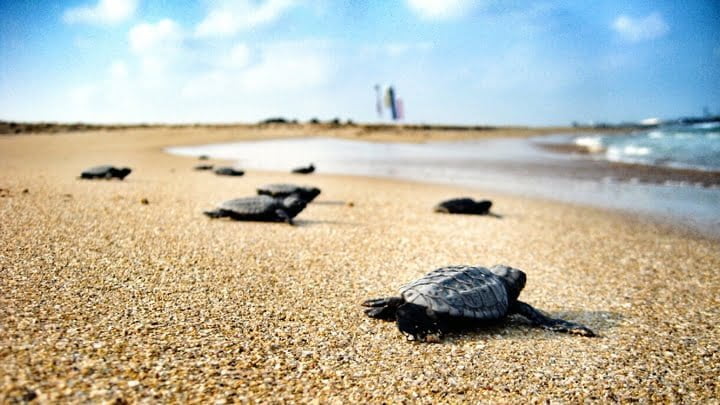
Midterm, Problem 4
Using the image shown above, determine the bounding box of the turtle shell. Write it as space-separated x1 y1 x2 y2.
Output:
83 165 114 176
434 198 492 214
217 195 282 215
399 265 509 320
214 167 244 176
257 184 320 201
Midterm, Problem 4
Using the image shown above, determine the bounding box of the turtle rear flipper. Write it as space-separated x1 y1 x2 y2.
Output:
204 210 226 219
512 301 596 337
396 303 448 342
362 297 403 320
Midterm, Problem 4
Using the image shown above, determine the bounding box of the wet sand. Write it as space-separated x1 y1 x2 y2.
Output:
1 127 719 403
537 142 720 187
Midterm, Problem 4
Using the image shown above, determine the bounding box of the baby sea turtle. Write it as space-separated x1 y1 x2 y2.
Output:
194 164 214 171
292 163 315 174
434 198 492 215
203 195 307 225
257 184 321 202
80 165 132 180
214 167 245 176
363 265 595 342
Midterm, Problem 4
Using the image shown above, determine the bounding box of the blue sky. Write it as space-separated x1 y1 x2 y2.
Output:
1 0 719 126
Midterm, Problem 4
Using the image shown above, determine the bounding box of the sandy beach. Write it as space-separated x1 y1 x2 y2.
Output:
1 126 719 403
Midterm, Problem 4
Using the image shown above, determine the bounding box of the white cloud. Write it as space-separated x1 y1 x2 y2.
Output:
195 0 297 38
405 0 479 20
109 60 129 79
612 12 669 42
128 19 184 75
129 19 182 53
182 41 333 98
226 43 251 68
63 0 138 25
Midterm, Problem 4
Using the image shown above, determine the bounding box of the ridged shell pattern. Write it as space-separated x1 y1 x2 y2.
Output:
399 266 509 320
261 184 301 194
219 195 280 215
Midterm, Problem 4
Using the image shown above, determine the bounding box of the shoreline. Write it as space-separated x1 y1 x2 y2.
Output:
2 127 719 402
166 135 720 239
537 142 720 186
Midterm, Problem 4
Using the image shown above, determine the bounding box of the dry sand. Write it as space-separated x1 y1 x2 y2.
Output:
1 127 719 403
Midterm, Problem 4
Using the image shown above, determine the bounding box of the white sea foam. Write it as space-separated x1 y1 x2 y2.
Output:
574 136 604 153
622 145 651 156
692 122 720 129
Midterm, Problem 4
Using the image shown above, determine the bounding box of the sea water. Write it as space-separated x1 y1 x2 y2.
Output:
166 133 720 238
572 122 720 171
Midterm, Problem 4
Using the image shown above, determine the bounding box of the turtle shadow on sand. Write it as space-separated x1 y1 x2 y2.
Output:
370 310 624 343
459 310 624 341
440 211 504 219
312 200 348 206
292 218 360 227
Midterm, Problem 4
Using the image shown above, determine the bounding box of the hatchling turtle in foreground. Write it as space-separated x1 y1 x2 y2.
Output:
80 165 132 180
292 163 315 174
257 184 321 202
434 198 492 215
204 195 307 225
214 167 244 176
363 265 595 342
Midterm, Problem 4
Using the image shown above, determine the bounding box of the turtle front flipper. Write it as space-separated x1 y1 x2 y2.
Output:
512 301 596 337
275 209 293 225
362 297 403 320
395 303 448 342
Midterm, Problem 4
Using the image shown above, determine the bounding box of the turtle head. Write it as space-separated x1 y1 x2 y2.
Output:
118 167 132 179
305 187 321 201
282 195 307 217
490 265 526 303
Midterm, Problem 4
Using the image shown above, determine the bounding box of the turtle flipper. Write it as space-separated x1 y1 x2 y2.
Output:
512 301 596 337
203 210 226 219
362 297 403 321
275 209 293 225
396 303 448 342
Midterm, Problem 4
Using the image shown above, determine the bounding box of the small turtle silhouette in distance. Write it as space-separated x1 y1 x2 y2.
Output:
257 184 321 202
363 265 595 342
194 164 214 171
204 195 307 225
80 165 132 180
434 198 492 215
292 163 315 174
214 167 244 176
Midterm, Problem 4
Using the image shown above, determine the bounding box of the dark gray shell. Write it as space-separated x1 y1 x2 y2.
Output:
399 265 509 320
83 165 115 176
434 198 492 214
80 165 131 180
257 183 320 201
214 167 244 176
217 195 282 215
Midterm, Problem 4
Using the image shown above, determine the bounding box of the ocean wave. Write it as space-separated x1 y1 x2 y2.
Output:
573 136 605 153
691 122 720 130
569 124 720 172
